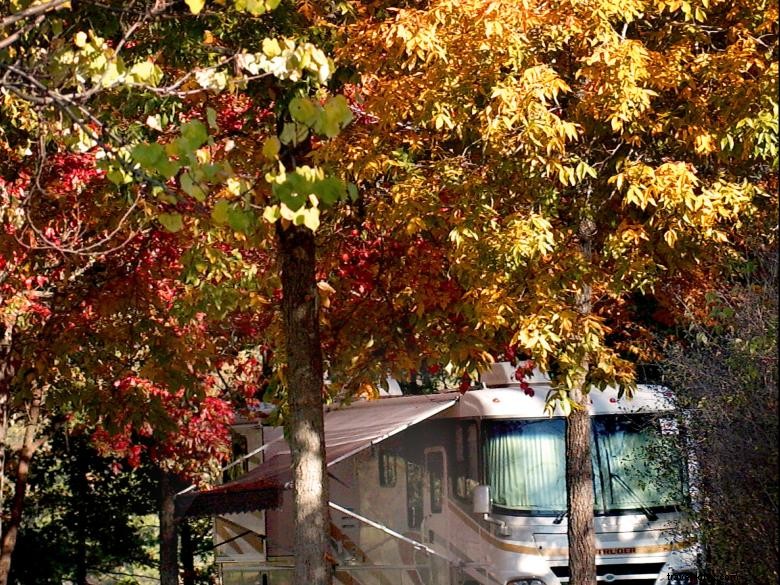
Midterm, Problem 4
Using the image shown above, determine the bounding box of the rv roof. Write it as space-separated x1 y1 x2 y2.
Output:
448 384 673 419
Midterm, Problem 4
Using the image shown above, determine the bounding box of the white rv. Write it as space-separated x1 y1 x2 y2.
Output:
177 364 697 585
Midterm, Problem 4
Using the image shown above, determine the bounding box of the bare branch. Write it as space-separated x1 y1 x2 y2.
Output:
0 14 44 51
0 0 70 29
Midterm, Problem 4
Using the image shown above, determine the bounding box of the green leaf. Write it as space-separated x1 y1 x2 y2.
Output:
180 172 206 201
238 0 270 15
211 200 230 225
199 164 222 181
157 191 178 204
227 207 253 232
206 107 218 129
157 159 181 179
177 120 209 154
106 169 124 185
128 60 163 86
262 136 281 160
279 122 308 146
272 179 307 211
347 182 359 202
106 166 132 185
312 176 346 206
314 95 353 138
130 144 180 179
100 60 126 88
158 212 184 232
131 143 166 168
289 96 321 127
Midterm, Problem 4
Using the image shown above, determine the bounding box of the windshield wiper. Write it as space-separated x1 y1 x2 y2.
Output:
552 510 567 524
610 472 659 521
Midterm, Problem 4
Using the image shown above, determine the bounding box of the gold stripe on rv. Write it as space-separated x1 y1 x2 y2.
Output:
448 500 695 557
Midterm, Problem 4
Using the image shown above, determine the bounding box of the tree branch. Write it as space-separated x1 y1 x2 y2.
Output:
0 0 70 29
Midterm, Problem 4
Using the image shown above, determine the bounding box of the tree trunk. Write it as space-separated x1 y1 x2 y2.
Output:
566 385 596 585
180 520 195 585
0 385 43 585
278 223 331 585
0 321 17 540
73 446 89 585
567 217 597 585
159 471 179 585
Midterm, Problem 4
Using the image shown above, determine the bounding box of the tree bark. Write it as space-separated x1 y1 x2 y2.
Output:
278 223 331 585
567 217 597 585
0 385 43 585
159 470 179 585
0 320 17 541
566 385 597 585
180 520 195 585
73 446 89 585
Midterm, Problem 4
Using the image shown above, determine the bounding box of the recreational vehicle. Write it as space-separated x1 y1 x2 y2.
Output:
177 363 697 585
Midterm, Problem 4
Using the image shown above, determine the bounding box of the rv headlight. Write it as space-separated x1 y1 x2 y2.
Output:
668 571 698 585
507 579 545 585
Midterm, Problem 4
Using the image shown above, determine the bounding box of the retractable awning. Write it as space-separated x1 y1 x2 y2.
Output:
176 393 459 518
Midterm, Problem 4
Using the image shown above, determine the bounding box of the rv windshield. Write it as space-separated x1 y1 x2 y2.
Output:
484 414 685 515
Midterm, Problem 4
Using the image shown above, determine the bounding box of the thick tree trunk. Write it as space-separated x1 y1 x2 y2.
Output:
278 223 331 585
0 386 43 585
567 216 597 585
159 471 179 585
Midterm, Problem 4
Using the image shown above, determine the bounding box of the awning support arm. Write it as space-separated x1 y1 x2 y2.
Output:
176 441 276 496
328 501 462 567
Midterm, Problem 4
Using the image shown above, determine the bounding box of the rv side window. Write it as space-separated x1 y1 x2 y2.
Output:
378 450 397 487
454 421 480 501
427 451 444 514
406 461 423 529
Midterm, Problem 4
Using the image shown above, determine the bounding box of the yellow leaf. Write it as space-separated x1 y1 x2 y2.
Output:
185 0 205 14
262 136 281 160
262 205 281 223
302 207 320 231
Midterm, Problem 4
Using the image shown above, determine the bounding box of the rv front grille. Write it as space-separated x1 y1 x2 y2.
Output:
551 562 666 584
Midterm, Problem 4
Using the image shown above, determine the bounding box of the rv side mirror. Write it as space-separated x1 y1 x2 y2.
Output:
472 485 491 515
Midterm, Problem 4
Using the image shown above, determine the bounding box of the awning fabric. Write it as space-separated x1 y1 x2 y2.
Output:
176 393 459 518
